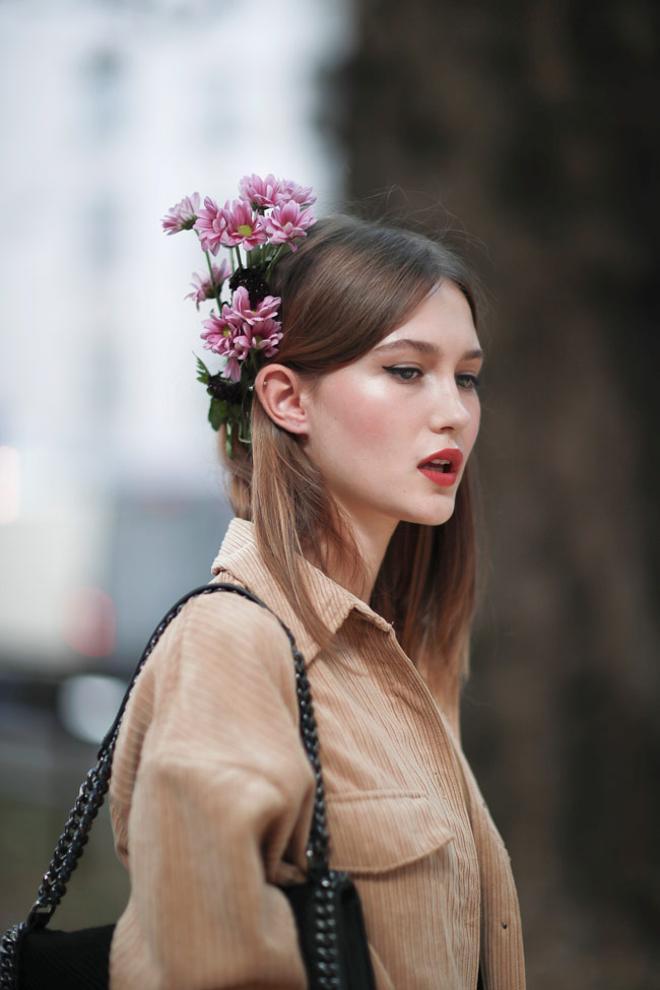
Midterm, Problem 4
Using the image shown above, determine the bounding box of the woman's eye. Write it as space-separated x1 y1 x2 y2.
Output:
456 373 481 391
385 366 481 391
385 365 422 382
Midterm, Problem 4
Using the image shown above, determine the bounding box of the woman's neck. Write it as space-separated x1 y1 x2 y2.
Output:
307 511 398 605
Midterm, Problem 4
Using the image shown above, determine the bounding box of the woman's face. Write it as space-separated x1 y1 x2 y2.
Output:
300 279 483 537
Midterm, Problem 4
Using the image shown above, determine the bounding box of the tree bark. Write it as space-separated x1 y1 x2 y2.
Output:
327 3 660 985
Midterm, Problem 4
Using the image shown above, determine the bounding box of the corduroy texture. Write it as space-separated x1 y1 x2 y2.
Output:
108 517 526 990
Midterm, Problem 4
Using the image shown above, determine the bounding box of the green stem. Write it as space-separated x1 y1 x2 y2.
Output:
204 250 216 291
265 243 286 278
225 420 233 459
248 350 259 387
204 250 223 311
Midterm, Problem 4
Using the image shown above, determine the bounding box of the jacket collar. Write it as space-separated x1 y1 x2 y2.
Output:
210 516 393 668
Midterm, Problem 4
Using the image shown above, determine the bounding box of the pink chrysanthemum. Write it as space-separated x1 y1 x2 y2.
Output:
222 356 243 382
264 201 316 250
238 174 317 210
194 197 231 255
222 286 281 329
239 173 287 210
200 312 237 355
233 319 284 361
220 199 269 250
161 192 201 235
276 179 316 207
184 259 231 309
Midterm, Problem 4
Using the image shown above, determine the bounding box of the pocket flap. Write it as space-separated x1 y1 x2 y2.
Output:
326 790 455 875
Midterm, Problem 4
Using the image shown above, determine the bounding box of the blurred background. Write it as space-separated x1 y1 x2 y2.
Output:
1 1 658 987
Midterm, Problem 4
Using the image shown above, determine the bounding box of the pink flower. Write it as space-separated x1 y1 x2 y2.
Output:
197 198 269 252
239 173 287 210
276 179 316 207
222 286 281 329
161 192 201 235
200 312 237 357
222 356 243 382
263 201 316 250
184 259 231 309
233 319 283 360
194 197 230 255
220 199 269 250
239 174 317 210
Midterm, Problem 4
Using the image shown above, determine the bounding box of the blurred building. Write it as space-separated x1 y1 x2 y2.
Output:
0 0 352 674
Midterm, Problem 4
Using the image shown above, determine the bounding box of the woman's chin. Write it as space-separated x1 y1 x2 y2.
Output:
400 500 456 527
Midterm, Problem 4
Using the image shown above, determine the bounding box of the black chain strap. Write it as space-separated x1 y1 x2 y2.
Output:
0 582 338 988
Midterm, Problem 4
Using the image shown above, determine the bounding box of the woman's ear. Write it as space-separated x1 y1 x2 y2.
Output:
254 364 310 438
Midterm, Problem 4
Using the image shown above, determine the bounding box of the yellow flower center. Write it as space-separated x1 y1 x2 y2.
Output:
237 224 253 237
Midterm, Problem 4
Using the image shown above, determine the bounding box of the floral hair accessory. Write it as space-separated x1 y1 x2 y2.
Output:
161 173 317 458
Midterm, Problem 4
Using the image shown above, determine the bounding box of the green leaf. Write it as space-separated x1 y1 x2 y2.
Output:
208 398 226 431
195 353 211 384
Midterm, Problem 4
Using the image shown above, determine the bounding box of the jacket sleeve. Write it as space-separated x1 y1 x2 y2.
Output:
119 591 316 989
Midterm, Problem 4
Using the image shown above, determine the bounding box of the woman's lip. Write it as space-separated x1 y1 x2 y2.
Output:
418 466 458 487
417 448 463 471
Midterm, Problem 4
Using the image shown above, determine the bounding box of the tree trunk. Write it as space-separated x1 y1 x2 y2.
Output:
327 3 660 986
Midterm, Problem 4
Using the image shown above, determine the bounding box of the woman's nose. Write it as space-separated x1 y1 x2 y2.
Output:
429 381 473 432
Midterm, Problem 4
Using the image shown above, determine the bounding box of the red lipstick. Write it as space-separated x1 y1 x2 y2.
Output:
417 447 463 488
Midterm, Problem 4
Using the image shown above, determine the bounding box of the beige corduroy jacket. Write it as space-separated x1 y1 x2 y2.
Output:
108 516 526 990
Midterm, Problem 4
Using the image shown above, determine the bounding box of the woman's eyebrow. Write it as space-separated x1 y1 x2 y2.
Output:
373 338 484 360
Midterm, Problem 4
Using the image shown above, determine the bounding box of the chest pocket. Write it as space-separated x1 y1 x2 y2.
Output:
326 789 455 875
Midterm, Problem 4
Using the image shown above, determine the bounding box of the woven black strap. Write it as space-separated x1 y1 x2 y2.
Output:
4 582 331 935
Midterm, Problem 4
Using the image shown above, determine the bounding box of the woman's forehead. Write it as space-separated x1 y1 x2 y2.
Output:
375 286 481 355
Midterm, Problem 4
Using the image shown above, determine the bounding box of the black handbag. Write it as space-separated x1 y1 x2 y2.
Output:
0 581 376 990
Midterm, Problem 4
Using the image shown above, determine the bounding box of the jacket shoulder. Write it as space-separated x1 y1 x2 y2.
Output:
179 582 290 649
171 582 297 697
111 582 300 806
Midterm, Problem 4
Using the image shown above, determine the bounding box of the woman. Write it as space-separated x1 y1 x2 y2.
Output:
108 207 527 988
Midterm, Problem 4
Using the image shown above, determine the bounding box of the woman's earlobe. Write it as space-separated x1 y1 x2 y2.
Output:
255 365 309 437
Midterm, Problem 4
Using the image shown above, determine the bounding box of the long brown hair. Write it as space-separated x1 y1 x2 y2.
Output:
219 213 487 726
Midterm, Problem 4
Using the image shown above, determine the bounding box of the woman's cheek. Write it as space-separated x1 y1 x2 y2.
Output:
339 377 397 444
